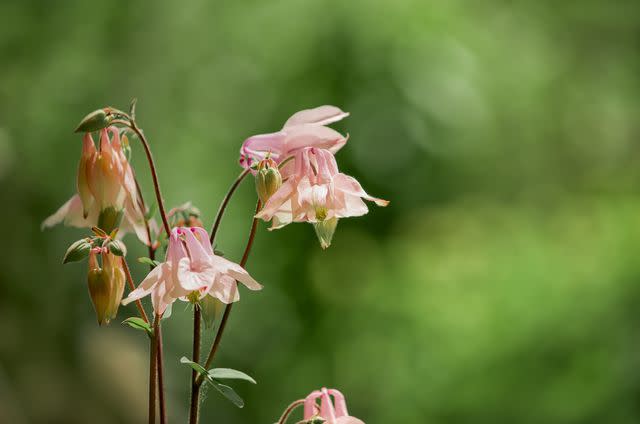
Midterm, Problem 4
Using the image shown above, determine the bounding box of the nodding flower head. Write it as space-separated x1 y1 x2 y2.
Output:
302 388 364 424
255 147 388 249
122 226 262 316
43 127 152 245
239 105 349 172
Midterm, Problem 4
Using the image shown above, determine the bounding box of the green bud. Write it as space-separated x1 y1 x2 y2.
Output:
98 207 124 235
107 239 126 257
74 108 113 133
63 239 91 264
313 217 338 250
255 159 282 203
87 267 112 326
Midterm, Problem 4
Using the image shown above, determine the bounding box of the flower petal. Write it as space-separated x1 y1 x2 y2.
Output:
333 174 389 207
283 105 349 128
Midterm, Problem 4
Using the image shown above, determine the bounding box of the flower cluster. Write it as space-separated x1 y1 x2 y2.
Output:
44 104 380 423
241 106 388 248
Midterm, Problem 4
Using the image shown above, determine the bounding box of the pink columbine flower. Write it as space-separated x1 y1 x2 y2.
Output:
122 226 261 315
255 147 388 248
303 388 364 424
239 105 349 173
42 127 151 244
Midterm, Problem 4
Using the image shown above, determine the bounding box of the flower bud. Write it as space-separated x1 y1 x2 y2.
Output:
255 158 282 203
74 108 113 133
106 239 127 257
313 217 338 250
63 239 92 264
87 249 125 325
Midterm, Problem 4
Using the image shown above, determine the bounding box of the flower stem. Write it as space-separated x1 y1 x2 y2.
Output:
121 257 149 323
127 121 171 236
149 315 158 424
209 168 251 245
156 314 167 424
188 306 202 424
133 174 156 261
277 399 305 424
196 200 261 387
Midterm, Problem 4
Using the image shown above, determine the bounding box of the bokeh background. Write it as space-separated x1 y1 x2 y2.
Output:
2 0 640 423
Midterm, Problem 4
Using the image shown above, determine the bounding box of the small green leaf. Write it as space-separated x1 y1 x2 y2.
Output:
211 381 245 408
145 202 157 220
180 357 208 377
138 257 161 268
122 317 153 337
209 368 256 384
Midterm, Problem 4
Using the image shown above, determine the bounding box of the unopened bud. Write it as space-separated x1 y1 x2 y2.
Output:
255 158 282 203
63 239 92 264
87 257 112 326
107 239 127 257
313 217 338 250
87 250 125 325
74 108 113 133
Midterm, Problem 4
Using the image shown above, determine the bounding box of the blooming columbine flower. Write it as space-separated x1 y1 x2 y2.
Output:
239 105 349 173
302 388 364 424
255 147 388 248
122 226 261 315
42 127 151 244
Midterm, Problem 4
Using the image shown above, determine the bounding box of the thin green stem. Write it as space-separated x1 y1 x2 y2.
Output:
148 315 158 424
188 306 202 424
277 399 305 424
209 168 251 245
196 200 261 387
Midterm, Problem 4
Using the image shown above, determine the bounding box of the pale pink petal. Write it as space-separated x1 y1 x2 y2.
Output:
304 391 323 420
176 257 215 291
320 388 337 423
333 174 389 207
211 256 262 291
335 417 365 424
209 274 240 304
121 263 166 305
256 178 297 221
182 228 213 268
328 389 348 417
41 195 97 230
239 131 286 168
283 125 347 156
191 226 214 256
283 105 349 128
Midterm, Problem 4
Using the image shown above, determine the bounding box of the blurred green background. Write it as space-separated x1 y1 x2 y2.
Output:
2 0 640 423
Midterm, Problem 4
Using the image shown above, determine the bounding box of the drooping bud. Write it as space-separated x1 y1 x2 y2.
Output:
87 249 112 325
74 108 113 133
255 158 282 203
102 250 126 323
86 248 126 325
63 239 92 264
313 217 338 249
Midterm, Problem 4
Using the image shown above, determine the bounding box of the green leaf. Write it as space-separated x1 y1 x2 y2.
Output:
138 257 161 268
122 317 153 337
145 202 157 220
180 357 208 377
211 381 245 408
209 368 257 384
